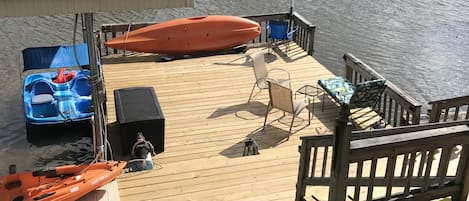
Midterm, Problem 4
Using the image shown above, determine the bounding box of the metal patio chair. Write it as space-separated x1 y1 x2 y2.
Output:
247 50 291 103
263 80 310 140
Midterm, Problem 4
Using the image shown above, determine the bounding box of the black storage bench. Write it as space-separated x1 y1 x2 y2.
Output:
114 87 165 155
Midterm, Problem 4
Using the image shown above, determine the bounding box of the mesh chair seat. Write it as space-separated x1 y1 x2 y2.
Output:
264 81 310 140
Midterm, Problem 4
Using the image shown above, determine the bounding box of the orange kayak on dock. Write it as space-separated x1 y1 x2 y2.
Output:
0 161 126 201
104 15 261 55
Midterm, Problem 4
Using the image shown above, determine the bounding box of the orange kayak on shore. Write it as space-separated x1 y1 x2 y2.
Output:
104 15 261 55
0 161 126 201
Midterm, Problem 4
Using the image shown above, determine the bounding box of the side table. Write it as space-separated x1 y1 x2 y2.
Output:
295 84 324 114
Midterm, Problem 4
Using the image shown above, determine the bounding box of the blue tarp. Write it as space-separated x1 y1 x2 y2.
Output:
22 43 89 71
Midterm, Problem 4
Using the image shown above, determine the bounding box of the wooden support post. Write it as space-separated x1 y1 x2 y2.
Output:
367 157 378 201
329 104 352 201
437 146 452 188
453 144 469 201
429 103 441 123
103 30 109 55
95 31 102 58
84 13 105 160
308 26 315 55
296 140 311 201
344 64 353 83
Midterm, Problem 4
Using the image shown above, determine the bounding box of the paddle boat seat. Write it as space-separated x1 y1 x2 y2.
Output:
31 94 54 104
32 80 54 95
75 99 91 113
71 76 92 113
30 81 58 118
31 94 58 118
71 76 92 97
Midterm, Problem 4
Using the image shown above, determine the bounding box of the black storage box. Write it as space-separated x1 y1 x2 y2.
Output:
114 87 165 155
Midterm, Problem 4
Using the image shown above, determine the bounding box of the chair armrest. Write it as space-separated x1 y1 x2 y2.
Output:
255 77 276 88
267 68 291 80
287 26 299 39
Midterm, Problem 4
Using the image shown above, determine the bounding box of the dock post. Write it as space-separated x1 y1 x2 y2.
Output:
84 12 106 160
329 104 351 201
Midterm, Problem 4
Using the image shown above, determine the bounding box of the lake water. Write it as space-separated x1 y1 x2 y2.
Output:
0 0 468 175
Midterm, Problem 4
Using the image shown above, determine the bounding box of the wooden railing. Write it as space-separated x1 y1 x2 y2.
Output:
296 117 469 201
97 12 316 56
428 95 469 123
343 53 422 126
290 12 316 55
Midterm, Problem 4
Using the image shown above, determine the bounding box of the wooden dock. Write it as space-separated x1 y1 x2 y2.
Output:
78 181 121 201
102 44 340 201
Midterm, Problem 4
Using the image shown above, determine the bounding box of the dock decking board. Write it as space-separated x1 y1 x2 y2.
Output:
103 44 338 200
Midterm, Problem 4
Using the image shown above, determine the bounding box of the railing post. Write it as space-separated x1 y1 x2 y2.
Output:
343 54 353 82
308 25 315 55
453 144 469 201
412 105 421 124
95 31 102 58
329 104 352 201
296 140 311 201
429 103 441 123
102 26 109 56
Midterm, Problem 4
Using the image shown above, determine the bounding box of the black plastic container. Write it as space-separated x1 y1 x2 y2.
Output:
114 87 165 155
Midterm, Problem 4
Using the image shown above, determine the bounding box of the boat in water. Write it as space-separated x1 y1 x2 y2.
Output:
104 15 261 55
0 161 126 201
22 44 95 138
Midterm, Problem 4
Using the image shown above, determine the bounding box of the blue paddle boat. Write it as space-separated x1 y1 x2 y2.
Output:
22 44 94 131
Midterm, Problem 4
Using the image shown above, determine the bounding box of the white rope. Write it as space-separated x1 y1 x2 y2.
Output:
72 14 88 78
123 23 132 56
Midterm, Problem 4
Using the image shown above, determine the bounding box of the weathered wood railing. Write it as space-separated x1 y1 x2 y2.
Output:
428 95 469 123
98 12 316 56
343 53 422 126
296 114 469 201
244 11 316 55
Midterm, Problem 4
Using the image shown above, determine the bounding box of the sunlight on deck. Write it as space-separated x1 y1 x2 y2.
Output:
103 44 340 200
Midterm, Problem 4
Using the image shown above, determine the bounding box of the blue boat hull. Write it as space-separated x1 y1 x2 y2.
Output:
23 70 93 125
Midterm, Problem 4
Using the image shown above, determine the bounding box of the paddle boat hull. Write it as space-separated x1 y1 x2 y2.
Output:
23 69 93 125
21 43 94 126
104 15 261 55
21 43 96 139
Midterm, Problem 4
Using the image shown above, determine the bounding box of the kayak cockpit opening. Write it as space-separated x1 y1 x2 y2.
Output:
188 16 207 20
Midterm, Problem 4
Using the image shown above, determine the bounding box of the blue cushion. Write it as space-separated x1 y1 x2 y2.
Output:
350 79 386 109
31 94 54 105
318 76 355 105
